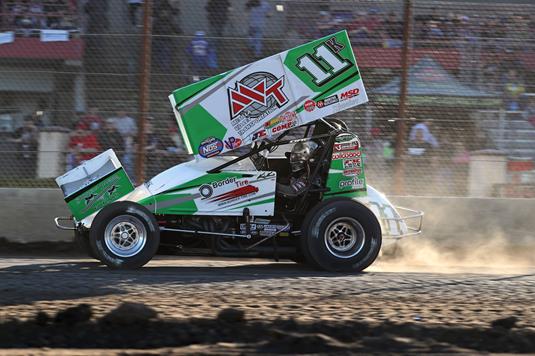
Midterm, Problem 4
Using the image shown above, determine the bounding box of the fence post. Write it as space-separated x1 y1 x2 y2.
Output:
135 0 153 184
393 0 413 195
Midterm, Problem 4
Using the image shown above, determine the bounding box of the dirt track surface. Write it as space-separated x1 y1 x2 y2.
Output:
1 255 535 353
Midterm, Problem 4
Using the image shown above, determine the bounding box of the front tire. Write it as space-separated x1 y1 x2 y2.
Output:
89 201 160 269
302 198 382 272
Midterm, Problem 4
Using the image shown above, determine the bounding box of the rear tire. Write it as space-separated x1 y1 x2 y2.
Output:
301 198 381 272
89 201 160 269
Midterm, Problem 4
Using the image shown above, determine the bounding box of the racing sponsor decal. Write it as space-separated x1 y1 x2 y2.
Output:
340 88 360 101
84 193 97 205
343 158 361 169
224 136 242 150
334 141 359 151
339 177 365 189
198 137 224 158
264 111 297 129
332 150 361 160
228 72 289 136
257 171 276 180
304 99 316 112
343 168 361 176
199 184 214 198
209 185 259 205
267 113 297 135
81 176 122 214
251 129 266 141
240 223 290 236
211 177 237 188
316 94 339 109
107 185 118 195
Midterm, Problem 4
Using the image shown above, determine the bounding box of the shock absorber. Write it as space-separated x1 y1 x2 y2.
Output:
243 208 251 239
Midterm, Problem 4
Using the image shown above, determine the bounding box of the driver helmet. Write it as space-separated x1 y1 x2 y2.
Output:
290 141 317 173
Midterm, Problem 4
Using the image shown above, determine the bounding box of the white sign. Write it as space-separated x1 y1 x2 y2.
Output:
40 30 69 42
0 32 14 45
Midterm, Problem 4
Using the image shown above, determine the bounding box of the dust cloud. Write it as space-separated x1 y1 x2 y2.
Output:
375 233 535 274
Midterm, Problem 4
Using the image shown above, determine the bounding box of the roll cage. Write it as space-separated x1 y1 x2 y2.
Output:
208 119 358 216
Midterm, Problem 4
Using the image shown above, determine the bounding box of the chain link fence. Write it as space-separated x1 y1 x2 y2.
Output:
0 0 534 197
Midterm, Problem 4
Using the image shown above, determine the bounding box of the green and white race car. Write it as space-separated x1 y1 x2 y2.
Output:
54 30 422 272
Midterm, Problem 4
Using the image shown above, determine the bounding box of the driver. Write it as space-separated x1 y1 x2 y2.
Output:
277 141 318 198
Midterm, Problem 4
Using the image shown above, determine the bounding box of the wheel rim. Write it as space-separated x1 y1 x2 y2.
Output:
104 215 147 258
324 217 366 259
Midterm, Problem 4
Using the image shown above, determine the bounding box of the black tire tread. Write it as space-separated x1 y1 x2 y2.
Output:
89 201 160 269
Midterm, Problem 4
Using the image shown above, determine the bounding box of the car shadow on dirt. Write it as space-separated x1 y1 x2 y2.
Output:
0 258 370 306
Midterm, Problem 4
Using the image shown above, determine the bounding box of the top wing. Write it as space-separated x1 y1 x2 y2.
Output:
169 30 368 159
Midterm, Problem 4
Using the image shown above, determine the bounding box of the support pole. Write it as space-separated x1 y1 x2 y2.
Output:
393 0 413 195
135 0 153 184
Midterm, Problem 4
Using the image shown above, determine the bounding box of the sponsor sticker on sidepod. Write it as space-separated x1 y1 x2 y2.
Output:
334 141 359 151
343 168 361 176
332 150 361 160
339 177 365 189
343 158 361 169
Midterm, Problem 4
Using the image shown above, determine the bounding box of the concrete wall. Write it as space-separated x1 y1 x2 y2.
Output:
0 188 534 245
0 188 72 243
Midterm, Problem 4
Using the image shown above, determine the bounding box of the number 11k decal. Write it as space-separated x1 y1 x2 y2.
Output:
296 36 352 86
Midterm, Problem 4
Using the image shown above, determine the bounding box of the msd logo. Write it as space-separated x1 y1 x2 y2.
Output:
340 88 360 101
228 72 289 119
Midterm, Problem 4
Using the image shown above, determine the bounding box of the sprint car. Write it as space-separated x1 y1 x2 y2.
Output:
54 30 422 272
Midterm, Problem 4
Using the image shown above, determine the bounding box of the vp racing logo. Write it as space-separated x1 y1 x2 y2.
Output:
228 72 289 119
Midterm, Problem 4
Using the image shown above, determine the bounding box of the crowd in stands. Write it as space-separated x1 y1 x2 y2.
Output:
64 108 184 180
0 0 77 33
296 7 534 50
185 0 272 79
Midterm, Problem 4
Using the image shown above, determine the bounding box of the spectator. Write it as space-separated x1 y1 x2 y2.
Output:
144 118 161 152
409 120 439 148
246 0 271 58
97 119 124 153
85 0 108 34
109 109 137 179
427 20 444 41
76 107 104 131
348 11 371 40
153 0 181 72
143 118 164 178
186 31 213 78
128 0 143 26
452 141 470 165
29 0 46 28
110 109 137 138
406 127 438 195
11 117 39 177
524 95 535 127
504 69 525 111
383 12 402 48
66 127 101 170
44 0 64 28
205 0 231 38
348 9 382 45
316 11 336 37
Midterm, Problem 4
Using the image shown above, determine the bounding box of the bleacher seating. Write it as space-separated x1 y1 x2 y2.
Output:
0 0 78 34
